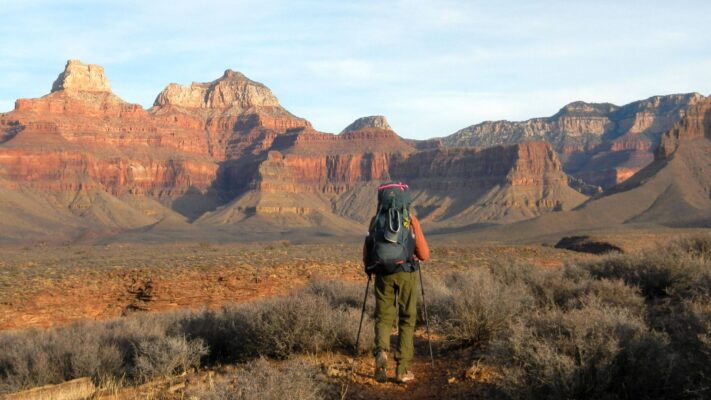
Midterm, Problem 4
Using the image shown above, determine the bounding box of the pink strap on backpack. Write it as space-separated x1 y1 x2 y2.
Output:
378 182 409 191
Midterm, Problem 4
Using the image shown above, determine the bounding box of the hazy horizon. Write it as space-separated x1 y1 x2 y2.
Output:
2 0 711 139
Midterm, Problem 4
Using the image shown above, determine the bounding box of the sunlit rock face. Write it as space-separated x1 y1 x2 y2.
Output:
443 93 705 189
0 59 590 240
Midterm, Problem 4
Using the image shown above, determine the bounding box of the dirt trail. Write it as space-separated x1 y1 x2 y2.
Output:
331 330 499 400
343 355 491 400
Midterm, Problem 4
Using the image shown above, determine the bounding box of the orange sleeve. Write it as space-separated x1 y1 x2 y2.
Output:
410 215 430 262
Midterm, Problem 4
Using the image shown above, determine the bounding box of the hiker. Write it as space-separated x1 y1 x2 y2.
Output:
363 182 430 383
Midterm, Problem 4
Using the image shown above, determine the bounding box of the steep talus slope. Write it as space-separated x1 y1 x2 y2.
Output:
443 93 704 190
391 141 586 228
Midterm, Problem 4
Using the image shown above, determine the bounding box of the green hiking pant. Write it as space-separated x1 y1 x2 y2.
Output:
374 270 418 376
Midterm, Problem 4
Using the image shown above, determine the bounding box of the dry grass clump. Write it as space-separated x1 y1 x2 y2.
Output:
187 358 332 400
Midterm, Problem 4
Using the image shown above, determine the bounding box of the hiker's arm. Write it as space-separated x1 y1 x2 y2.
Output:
410 216 430 262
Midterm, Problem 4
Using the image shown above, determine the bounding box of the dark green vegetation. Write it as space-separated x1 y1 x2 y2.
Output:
0 236 709 399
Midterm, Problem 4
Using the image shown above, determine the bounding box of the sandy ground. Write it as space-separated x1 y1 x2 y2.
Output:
0 241 589 331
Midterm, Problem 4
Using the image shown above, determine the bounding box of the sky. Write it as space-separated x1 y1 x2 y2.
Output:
1 0 711 140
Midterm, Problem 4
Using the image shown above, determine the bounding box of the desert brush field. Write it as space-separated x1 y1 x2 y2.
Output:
0 234 708 399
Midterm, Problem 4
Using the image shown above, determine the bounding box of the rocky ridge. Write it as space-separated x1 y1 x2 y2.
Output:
480 96 711 241
51 59 112 93
443 93 705 190
153 70 280 110
340 115 392 133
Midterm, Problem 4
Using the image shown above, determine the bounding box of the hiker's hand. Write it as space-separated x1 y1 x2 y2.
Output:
364 264 375 276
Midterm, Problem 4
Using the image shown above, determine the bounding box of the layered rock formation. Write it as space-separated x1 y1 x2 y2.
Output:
6 58 704 243
1 61 218 200
389 141 586 225
154 70 280 110
483 96 711 241
151 69 309 160
443 93 705 190
200 119 585 230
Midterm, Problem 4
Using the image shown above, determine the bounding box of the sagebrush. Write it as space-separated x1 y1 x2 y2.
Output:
1 235 709 400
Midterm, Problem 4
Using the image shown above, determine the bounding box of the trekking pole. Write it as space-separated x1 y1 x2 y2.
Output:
354 273 372 356
418 264 435 368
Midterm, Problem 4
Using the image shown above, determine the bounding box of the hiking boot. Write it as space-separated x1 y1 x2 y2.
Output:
374 351 388 382
396 370 415 383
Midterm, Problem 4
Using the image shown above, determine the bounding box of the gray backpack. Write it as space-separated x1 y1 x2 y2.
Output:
367 183 416 274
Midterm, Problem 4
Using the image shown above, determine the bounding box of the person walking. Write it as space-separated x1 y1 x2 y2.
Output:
363 182 430 383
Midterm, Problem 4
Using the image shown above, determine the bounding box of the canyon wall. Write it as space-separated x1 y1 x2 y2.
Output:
443 93 705 190
13 59 706 240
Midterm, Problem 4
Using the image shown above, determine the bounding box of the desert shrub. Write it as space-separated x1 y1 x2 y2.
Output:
0 316 207 393
0 323 131 392
0 279 372 394
222 292 371 359
492 300 673 400
523 266 593 309
188 358 332 400
583 242 711 300
646 299 711 398
670 235 711 260
582 278 646 315
134 335 207 380
488 261 537 286
174 281 374 362
528 269 644 315
428 269 533 349
306 279 366 310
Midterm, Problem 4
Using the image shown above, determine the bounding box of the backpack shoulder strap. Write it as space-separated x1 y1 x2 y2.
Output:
368 207 382 233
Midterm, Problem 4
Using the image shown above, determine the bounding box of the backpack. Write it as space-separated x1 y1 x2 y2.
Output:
367 182 416 274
